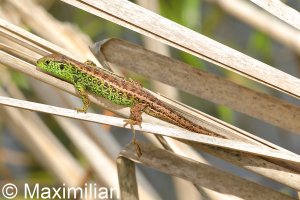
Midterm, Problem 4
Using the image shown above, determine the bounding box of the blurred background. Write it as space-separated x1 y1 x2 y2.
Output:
0 0 300 199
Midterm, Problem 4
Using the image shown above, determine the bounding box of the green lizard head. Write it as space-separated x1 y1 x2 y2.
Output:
36 54 75 83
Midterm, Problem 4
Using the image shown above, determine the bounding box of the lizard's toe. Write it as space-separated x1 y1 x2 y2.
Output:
123 119 141 128
76 107 87 113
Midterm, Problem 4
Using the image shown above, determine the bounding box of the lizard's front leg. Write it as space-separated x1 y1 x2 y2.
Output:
74 82 90 113
123 103 147 157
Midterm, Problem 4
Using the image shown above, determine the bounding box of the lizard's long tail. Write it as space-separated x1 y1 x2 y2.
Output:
170 112 227 139
147 103 227 139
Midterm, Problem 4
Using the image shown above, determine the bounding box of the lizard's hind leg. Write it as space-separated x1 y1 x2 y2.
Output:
123 103 147 157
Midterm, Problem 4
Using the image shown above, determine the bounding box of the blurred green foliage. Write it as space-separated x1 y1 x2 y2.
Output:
248 31 273 64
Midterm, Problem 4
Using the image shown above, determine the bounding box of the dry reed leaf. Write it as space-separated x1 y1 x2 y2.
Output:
208 0 300 53
249 0 300 30
0 95 299 166
96 38 300 135
61 0 300 98
119 142 295 200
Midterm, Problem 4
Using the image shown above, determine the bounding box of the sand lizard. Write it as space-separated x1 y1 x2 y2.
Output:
36 54 226 157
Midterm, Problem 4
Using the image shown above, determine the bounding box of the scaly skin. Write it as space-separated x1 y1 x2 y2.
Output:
36 54 226 156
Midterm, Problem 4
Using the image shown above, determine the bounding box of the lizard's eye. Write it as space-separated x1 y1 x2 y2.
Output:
60 64 65 70
45 60 50 65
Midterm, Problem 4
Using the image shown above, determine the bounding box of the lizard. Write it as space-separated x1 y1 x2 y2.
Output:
36 53 226 157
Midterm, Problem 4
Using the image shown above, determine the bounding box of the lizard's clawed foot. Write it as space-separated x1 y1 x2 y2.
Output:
123 119 142 129
128 78 142 88
76 107 87 113
123 119 142 157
